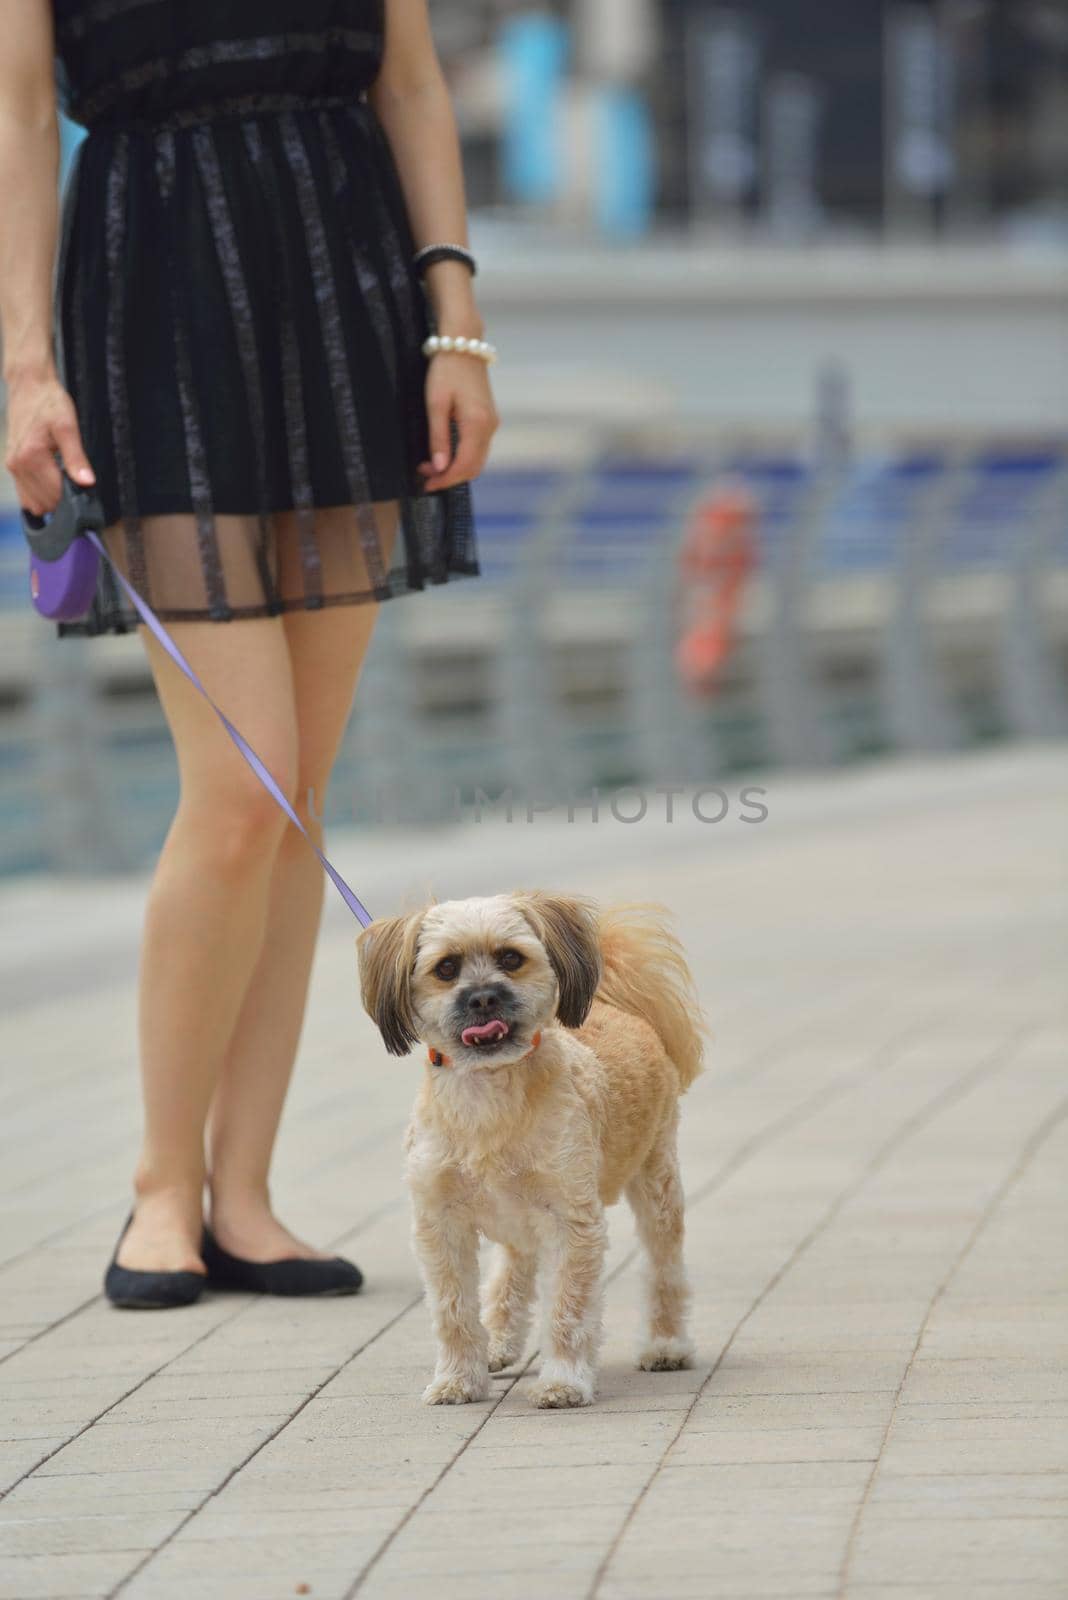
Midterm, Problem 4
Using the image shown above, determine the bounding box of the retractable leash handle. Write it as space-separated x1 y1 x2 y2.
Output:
23 469 104 619
21 468 374 928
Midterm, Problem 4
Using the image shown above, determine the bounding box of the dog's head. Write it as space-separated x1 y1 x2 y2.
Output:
356 891 602 1068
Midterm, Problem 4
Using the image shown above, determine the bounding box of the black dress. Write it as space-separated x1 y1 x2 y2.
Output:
50 0 480 638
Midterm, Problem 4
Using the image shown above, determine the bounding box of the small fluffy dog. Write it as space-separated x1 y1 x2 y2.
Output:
356 891 705 1408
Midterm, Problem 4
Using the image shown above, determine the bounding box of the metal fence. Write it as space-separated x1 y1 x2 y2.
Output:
1 432 1066 875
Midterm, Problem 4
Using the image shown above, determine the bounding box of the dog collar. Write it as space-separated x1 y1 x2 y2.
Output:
428 1029 541 1069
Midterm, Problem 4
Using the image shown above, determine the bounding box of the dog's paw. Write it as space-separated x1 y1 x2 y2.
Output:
529 1366 595 1409
637 1336 695 1373
487 1338 523 1374
422 1373 489 1406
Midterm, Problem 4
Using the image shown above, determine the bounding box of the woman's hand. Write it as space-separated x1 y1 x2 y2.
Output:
418 350 499 493
4 369 95 515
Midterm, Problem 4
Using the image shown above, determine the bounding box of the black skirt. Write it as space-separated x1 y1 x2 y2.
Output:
50 0 479 638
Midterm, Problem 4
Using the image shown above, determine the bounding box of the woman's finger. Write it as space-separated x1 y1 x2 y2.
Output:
424 389 454 476
52 409 96 486
422 401 495 490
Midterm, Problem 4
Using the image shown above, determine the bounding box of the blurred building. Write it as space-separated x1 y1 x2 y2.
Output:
436 0 1068 242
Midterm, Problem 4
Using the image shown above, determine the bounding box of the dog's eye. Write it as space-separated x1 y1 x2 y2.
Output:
434 956 460 981
498 948 524 972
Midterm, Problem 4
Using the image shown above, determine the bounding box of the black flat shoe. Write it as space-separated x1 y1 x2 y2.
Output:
200 1225 363 1297
104 1212 208 1310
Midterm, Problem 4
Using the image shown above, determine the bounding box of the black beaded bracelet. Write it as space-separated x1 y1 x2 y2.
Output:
412 243 477 278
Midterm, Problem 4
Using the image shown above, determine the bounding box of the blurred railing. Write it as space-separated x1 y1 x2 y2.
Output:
1 432 1066 874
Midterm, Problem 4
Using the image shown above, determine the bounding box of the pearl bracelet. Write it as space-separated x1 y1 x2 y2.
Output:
422 333 498 364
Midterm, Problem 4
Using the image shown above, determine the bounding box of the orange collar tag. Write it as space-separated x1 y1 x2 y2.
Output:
428 1030 541 1069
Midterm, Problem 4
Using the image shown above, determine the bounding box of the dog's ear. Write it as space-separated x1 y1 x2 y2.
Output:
356 911 424 1056
515 891 603 1028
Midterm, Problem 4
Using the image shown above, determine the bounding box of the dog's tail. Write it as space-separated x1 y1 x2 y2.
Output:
593 902 708 1091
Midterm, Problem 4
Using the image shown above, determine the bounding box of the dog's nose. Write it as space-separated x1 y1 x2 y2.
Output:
465 985 504 1013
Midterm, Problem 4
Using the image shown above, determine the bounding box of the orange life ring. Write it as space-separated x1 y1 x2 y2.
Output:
675 484 758 693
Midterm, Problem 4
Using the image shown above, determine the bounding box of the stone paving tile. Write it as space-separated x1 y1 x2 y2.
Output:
2 1477 205 1519
847 1516 1068 1586
868 1472 1068 1519
123 1579 359 1600
847 1587 1067 1600
684 1391 897 1434
0 749 1064 1600
89 1397 304 1427
0 1548 149 1600
668 1425 886 1465
0 1513 178 1558
597 1571 840 1599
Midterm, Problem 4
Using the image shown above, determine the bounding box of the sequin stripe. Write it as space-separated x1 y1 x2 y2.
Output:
103 133 151 601
240 120 323 606
340 109 438 588
340 103 430 498
155 130 230 620
190 124 280 613
346 104 423 334
78 33 379 124
318 115 398 390
279 113 390 596
319 114 423 585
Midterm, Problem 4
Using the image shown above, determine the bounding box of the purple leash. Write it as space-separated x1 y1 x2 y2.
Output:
84 526 375 928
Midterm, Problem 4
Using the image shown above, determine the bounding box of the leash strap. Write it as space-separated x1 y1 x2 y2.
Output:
84 528 374 928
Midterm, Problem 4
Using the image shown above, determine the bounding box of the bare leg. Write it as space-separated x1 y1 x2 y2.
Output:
204 504 396 1259
625 1111 695 1371
482 1244 539 1372
118 610 299 1273
529 1209 607 1408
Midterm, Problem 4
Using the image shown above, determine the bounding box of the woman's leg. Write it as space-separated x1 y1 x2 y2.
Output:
118 601 300 1273
205 503 398 1260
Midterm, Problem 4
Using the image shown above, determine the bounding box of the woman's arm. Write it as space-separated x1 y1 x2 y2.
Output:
0 0 95 513
368 0 497 492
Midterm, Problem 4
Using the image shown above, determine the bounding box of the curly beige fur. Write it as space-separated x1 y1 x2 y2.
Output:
356 891 708 1408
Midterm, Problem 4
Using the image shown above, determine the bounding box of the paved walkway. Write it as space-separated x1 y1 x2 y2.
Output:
1 746 1066 1600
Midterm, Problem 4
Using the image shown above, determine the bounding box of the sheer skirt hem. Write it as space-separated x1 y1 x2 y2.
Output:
54 558 482 637
54 494 479 638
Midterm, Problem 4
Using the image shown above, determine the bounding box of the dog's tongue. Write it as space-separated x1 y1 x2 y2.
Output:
461 1018 510 1046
